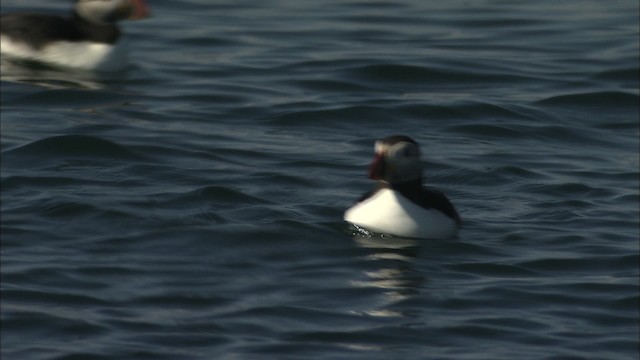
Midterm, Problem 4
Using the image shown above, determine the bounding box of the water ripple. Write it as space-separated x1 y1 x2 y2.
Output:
1 1 638 360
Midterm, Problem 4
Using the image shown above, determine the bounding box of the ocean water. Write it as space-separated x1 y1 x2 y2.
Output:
1 1 639 359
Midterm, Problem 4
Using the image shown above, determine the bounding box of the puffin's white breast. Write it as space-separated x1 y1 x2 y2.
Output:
1 34 129 72
344 188 458 240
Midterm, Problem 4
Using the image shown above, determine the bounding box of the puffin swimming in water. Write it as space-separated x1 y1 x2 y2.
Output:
0 0 150 72
344 135 461 239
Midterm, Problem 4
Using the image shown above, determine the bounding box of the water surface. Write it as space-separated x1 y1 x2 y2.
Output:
1 1 639 359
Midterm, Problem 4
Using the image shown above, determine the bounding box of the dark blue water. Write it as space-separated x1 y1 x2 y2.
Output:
2 1 639 359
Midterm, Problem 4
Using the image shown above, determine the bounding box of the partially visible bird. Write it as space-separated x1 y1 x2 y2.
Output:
1 0 150 71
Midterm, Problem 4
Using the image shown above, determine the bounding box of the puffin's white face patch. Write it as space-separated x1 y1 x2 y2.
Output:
75 0 127 24
387 141 420 162
372 140 421 183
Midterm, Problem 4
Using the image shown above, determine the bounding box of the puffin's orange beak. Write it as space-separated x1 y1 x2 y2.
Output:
368 153 385 180
128 0 150 20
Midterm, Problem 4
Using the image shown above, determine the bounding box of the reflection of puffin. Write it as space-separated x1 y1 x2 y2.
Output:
1 0 150 71
344 135 461 239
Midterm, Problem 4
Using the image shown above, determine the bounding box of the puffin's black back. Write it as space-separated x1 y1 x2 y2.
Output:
1 13 120 48
411 186 461 224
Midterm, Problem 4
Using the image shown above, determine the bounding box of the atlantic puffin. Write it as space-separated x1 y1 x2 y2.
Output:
0 0 150 72
344 135 461 239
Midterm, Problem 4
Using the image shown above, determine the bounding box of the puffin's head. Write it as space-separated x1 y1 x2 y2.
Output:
74 0 150 24
368 135 422 184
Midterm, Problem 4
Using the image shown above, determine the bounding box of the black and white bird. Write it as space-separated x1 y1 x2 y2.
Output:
0 0 150 72
344 135 461 239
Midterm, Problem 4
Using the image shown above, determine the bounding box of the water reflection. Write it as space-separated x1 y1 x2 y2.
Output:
1 58 111 90
351 226 426 318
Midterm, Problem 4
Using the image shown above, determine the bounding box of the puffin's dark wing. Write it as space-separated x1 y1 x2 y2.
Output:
1 14 84 48
419 187 461 224
355 189 377 203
